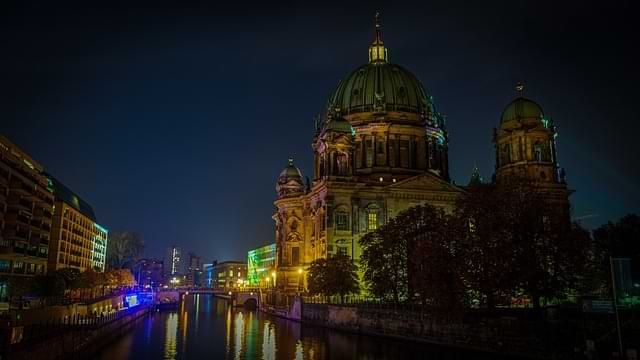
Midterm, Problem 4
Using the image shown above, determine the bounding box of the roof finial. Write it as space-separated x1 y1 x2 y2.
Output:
374 11 382 44
515 81 524 97
288 158 294 166
369 11 388 63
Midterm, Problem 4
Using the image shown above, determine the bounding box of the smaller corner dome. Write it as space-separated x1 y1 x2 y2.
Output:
278 159 303 183
324 116 354 134
500 97 544 124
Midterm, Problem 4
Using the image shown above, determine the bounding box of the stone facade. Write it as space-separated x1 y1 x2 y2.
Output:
272 20 571 293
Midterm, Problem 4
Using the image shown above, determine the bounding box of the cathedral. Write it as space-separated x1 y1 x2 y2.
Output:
272 15 570 292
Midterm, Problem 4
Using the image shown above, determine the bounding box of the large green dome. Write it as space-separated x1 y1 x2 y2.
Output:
327 62 433 116
501 97 544 124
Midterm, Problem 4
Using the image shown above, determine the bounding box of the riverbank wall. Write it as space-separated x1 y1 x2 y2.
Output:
2 304 151 360
302 302 551 358
260 297 570 358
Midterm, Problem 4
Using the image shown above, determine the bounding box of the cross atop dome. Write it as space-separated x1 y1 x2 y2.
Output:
515 81 525 97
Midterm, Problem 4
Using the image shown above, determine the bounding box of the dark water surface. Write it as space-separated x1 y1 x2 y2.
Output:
98 294 520 359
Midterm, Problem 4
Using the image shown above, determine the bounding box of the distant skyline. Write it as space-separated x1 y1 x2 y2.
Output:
2 0 638 260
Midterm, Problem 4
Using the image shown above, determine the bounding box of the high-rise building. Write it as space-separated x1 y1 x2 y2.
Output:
0 135 54 300
185 252 202 287
247 243 276 288
134 258 164 288
46 175 108 272
165 245 182 278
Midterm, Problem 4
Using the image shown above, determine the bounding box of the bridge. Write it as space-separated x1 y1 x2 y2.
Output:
157 288 261 309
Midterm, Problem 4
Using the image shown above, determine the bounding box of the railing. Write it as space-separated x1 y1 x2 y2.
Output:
10 302 152 350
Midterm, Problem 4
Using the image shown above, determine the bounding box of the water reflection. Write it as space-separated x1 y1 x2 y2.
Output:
163 313 178 360
99 294 521 360
262 320 277 360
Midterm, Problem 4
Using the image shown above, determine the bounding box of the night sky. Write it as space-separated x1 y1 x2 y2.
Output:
2 0 638 262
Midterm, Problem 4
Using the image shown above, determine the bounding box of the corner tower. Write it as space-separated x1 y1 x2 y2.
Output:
494 83 566 184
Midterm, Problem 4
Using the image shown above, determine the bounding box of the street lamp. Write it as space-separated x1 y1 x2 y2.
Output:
271 271 276 287
297 268 304 295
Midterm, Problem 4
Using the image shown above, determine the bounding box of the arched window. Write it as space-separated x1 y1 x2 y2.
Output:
335 211 349 231
501 143 511 165
336 152 348 176
534 142 542 162
365 139 373 167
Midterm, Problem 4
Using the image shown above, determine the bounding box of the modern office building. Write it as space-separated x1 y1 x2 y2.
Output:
46 175 108 272
210 261 246 291
185 252 202 287
247 243 276 288
0 135 54 297
203 262 215 288
165 245 182 279
134 258 164 288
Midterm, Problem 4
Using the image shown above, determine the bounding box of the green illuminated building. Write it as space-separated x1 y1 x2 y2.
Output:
247 243 276 287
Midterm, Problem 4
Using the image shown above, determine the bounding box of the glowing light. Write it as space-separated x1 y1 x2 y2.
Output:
379 177 383 182
297 268 303 274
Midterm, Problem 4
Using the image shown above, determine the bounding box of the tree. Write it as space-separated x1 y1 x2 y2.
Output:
105 268 137 288
498 178 590 308
455 183 518 308
593 214 640 283
106 231 144 269
31 274 66 298
407 205 465 316
307 254 359 302
360 217 408 303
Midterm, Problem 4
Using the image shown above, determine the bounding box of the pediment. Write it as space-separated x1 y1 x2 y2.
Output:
387 172 464 193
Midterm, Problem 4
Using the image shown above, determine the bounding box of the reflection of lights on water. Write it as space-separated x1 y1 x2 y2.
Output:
295 340 303 360
226 307 232 357
181 310 188 352
262 320 276 360
194 294 200 333
164 313 178 360
234 312 245 360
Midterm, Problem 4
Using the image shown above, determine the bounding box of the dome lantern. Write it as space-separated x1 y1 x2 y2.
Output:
368 12 388 63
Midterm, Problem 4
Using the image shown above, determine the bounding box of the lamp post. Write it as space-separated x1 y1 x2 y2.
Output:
297 268 304 295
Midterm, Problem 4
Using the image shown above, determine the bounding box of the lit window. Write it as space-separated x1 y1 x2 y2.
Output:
338 247 348 257
229 270 233 277
368 212 378 230
335 212 349 231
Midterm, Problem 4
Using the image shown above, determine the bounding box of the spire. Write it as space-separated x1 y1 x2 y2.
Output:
373 11 383 45
288 158 294 167
468 164 484 186
515 81 524 97
368 11 388 63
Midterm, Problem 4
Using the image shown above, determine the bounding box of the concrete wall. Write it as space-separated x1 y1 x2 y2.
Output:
302 303 544 356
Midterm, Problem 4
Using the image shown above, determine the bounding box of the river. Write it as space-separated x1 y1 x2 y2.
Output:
98 294 521 359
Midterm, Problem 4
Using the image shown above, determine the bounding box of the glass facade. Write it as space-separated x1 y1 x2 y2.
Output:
247 243 276 287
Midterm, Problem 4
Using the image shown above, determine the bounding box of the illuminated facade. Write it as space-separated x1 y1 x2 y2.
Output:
47 175 108 272
247 243 276 288
272 16 571 293
273 16 463 292
210 261 247 290
165 245 182 278
493 83 571 209
0 135 54 297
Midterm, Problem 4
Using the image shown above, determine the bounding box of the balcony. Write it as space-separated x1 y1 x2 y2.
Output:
9 180 32 195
